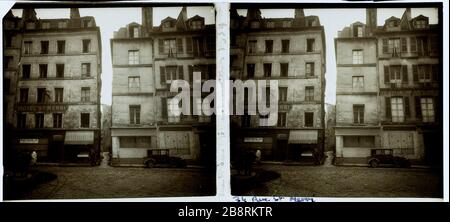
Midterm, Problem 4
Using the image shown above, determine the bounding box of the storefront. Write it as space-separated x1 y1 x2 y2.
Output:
287 130 319 162
63 131 96 163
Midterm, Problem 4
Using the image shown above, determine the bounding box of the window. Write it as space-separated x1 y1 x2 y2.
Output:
132 27 139 38
248 40 257 54
39 64 47 78
414 19 427 29
250 21 260 29
82 39 91 53
57 40 65 54
279 87 288 102
421 98 434 122
83 20 91 28
35 113 44 128
281 40 290 53
128 50 139 65
40 41 49 54
168 98 181 123
389 65 402 83
80 113 90 128
388 20 398 27
265 40 273 53
263 63 272 77
355 26 363 37
37 88 47 103
24 41 32 54
416 37 429 56
353 105 365 124
391 97 404 122
41 22 50 29
81 87 90 102
352 76 364 89
4 56 13 68
164 66 178 83
305 86 314 101
55 88 63 103
191 20 203 30
242 115 251 127
129 105 141 124
163 21 174 28
58 21 67 28
306 39 315 52
282 20 291 28
417 65 432 82
20 88 29 103
53 113 62 128
266 21 274 28
388 38 401 55
277 112 287 127
26 22 36 30
192 37 204 57
305 112 314 127
280 63 288 77
352 50 363 64
247 64 255 78
164 39 177 55
343 136 375 147
120 137 151 148
81 63 91 77
22 64 31 79
56 64 64 78
305 62 315 76
17 113 27 128
127 76 140 92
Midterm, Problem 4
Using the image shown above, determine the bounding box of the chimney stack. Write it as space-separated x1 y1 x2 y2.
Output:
70 8 80 19
366 8 377 36
22 8 37 21
142 7 153 35
294 8 305 19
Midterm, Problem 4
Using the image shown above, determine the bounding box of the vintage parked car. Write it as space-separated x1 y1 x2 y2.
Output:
367 149 411 168
143 149 187 168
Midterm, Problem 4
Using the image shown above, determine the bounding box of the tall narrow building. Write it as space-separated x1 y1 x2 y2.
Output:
230 8 326 163
110 7 216 166
5 8 102 164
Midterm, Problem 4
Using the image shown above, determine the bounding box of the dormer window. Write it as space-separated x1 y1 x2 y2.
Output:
190 20 203 30
83 20 91 28
58 21 67 28
163 21 174 28
282 21 292 28
250 21 260 29
353 25 363 37
266 21 274 28
388 20 398 27
26 22 36 30
414 19 427 29
307 19 316 27
41 22 50 29
129 26 139 38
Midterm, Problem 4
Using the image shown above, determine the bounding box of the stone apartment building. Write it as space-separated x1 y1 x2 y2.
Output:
335 8 442 166
230 8 326 163
110 7 216 165
4 8 102 164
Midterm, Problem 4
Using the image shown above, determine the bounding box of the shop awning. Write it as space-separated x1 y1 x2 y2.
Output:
288 130 318 144
64 131 94 145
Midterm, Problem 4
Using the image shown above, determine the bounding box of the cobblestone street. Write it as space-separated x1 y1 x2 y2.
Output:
10 166 215 200
239 164 442 198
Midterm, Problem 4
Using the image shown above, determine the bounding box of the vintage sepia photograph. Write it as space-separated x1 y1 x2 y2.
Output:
229 4 443 198
2 3 217 200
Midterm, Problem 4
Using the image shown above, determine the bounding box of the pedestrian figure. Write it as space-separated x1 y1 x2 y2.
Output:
30 150 37 166
255 149 261 164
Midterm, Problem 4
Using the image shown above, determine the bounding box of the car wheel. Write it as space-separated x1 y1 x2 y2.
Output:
146 159 155 168
369 159 379 168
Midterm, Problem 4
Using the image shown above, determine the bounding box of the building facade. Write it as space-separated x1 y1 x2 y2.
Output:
334 9 380 164
110 7 216 166
5 8 102 164
334 8 442 166
230 8 326 163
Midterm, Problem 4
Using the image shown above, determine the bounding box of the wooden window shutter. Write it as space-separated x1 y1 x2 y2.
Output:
412 65 419 82
158 39 164 54
177 38 183 54
401 38 407 52
384 66 390 83
178 65 184 80
404 96 410 118
402 65 408 83
160 66 166 84
186 37 193 53
410 37 417 52
385 97 391 119
431 64 439 82
382 39 388 53
161 97 168 118
415 96 422 119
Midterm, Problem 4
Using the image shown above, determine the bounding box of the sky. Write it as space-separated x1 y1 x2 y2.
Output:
11 7 438 105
